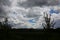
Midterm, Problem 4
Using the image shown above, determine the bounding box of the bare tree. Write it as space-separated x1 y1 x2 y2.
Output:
42 12 56 29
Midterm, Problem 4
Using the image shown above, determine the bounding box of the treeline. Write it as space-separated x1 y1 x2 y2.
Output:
0 18 11 30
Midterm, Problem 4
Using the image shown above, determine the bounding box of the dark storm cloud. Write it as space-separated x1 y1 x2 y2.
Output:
0 0 11 18
18 0 59 7
0 6 7 18
0 0 11 6
18 0 47 7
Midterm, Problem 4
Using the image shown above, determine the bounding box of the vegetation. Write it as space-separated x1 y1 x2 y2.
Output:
0 29 60 40
0 18 11 30
42 12 56 29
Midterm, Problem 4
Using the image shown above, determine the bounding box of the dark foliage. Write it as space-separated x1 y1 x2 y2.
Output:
0 18 11 30
0 29 60 40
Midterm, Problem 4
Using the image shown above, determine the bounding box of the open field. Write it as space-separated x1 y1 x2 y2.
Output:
0 29 60 40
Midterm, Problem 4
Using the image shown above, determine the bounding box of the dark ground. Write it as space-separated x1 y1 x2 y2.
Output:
0 29 60 40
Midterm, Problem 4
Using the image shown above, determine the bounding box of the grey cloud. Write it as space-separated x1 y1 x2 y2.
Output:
17 0 59 7
11 21 31 28
47 0 59 5
17 0 47 7
25 8 41 18
26 13 40 18
0 0 11 6
0 6 7 18
0 0 60 29
54 19 60 28
0 0 11 18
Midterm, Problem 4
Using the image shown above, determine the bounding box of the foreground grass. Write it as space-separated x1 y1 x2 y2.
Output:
0 29 60 40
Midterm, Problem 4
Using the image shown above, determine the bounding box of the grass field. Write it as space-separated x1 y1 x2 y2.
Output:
0 29 60 40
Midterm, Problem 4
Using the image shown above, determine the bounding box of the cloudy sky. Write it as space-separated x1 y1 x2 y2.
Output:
0 0 60 29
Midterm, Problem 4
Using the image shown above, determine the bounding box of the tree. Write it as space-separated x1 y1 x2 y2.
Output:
42 12 56 29
3 18 11 29
0 22 3 29
0 18 11 30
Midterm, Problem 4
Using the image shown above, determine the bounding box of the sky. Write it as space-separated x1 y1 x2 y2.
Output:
0 0 60 29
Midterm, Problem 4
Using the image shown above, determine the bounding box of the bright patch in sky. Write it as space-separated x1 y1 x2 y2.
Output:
50 9 59 14
28 19 36 23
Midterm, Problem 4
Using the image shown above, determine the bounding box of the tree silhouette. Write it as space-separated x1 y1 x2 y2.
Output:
42 12 56 29
0 18 11 30
0 22 3 29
